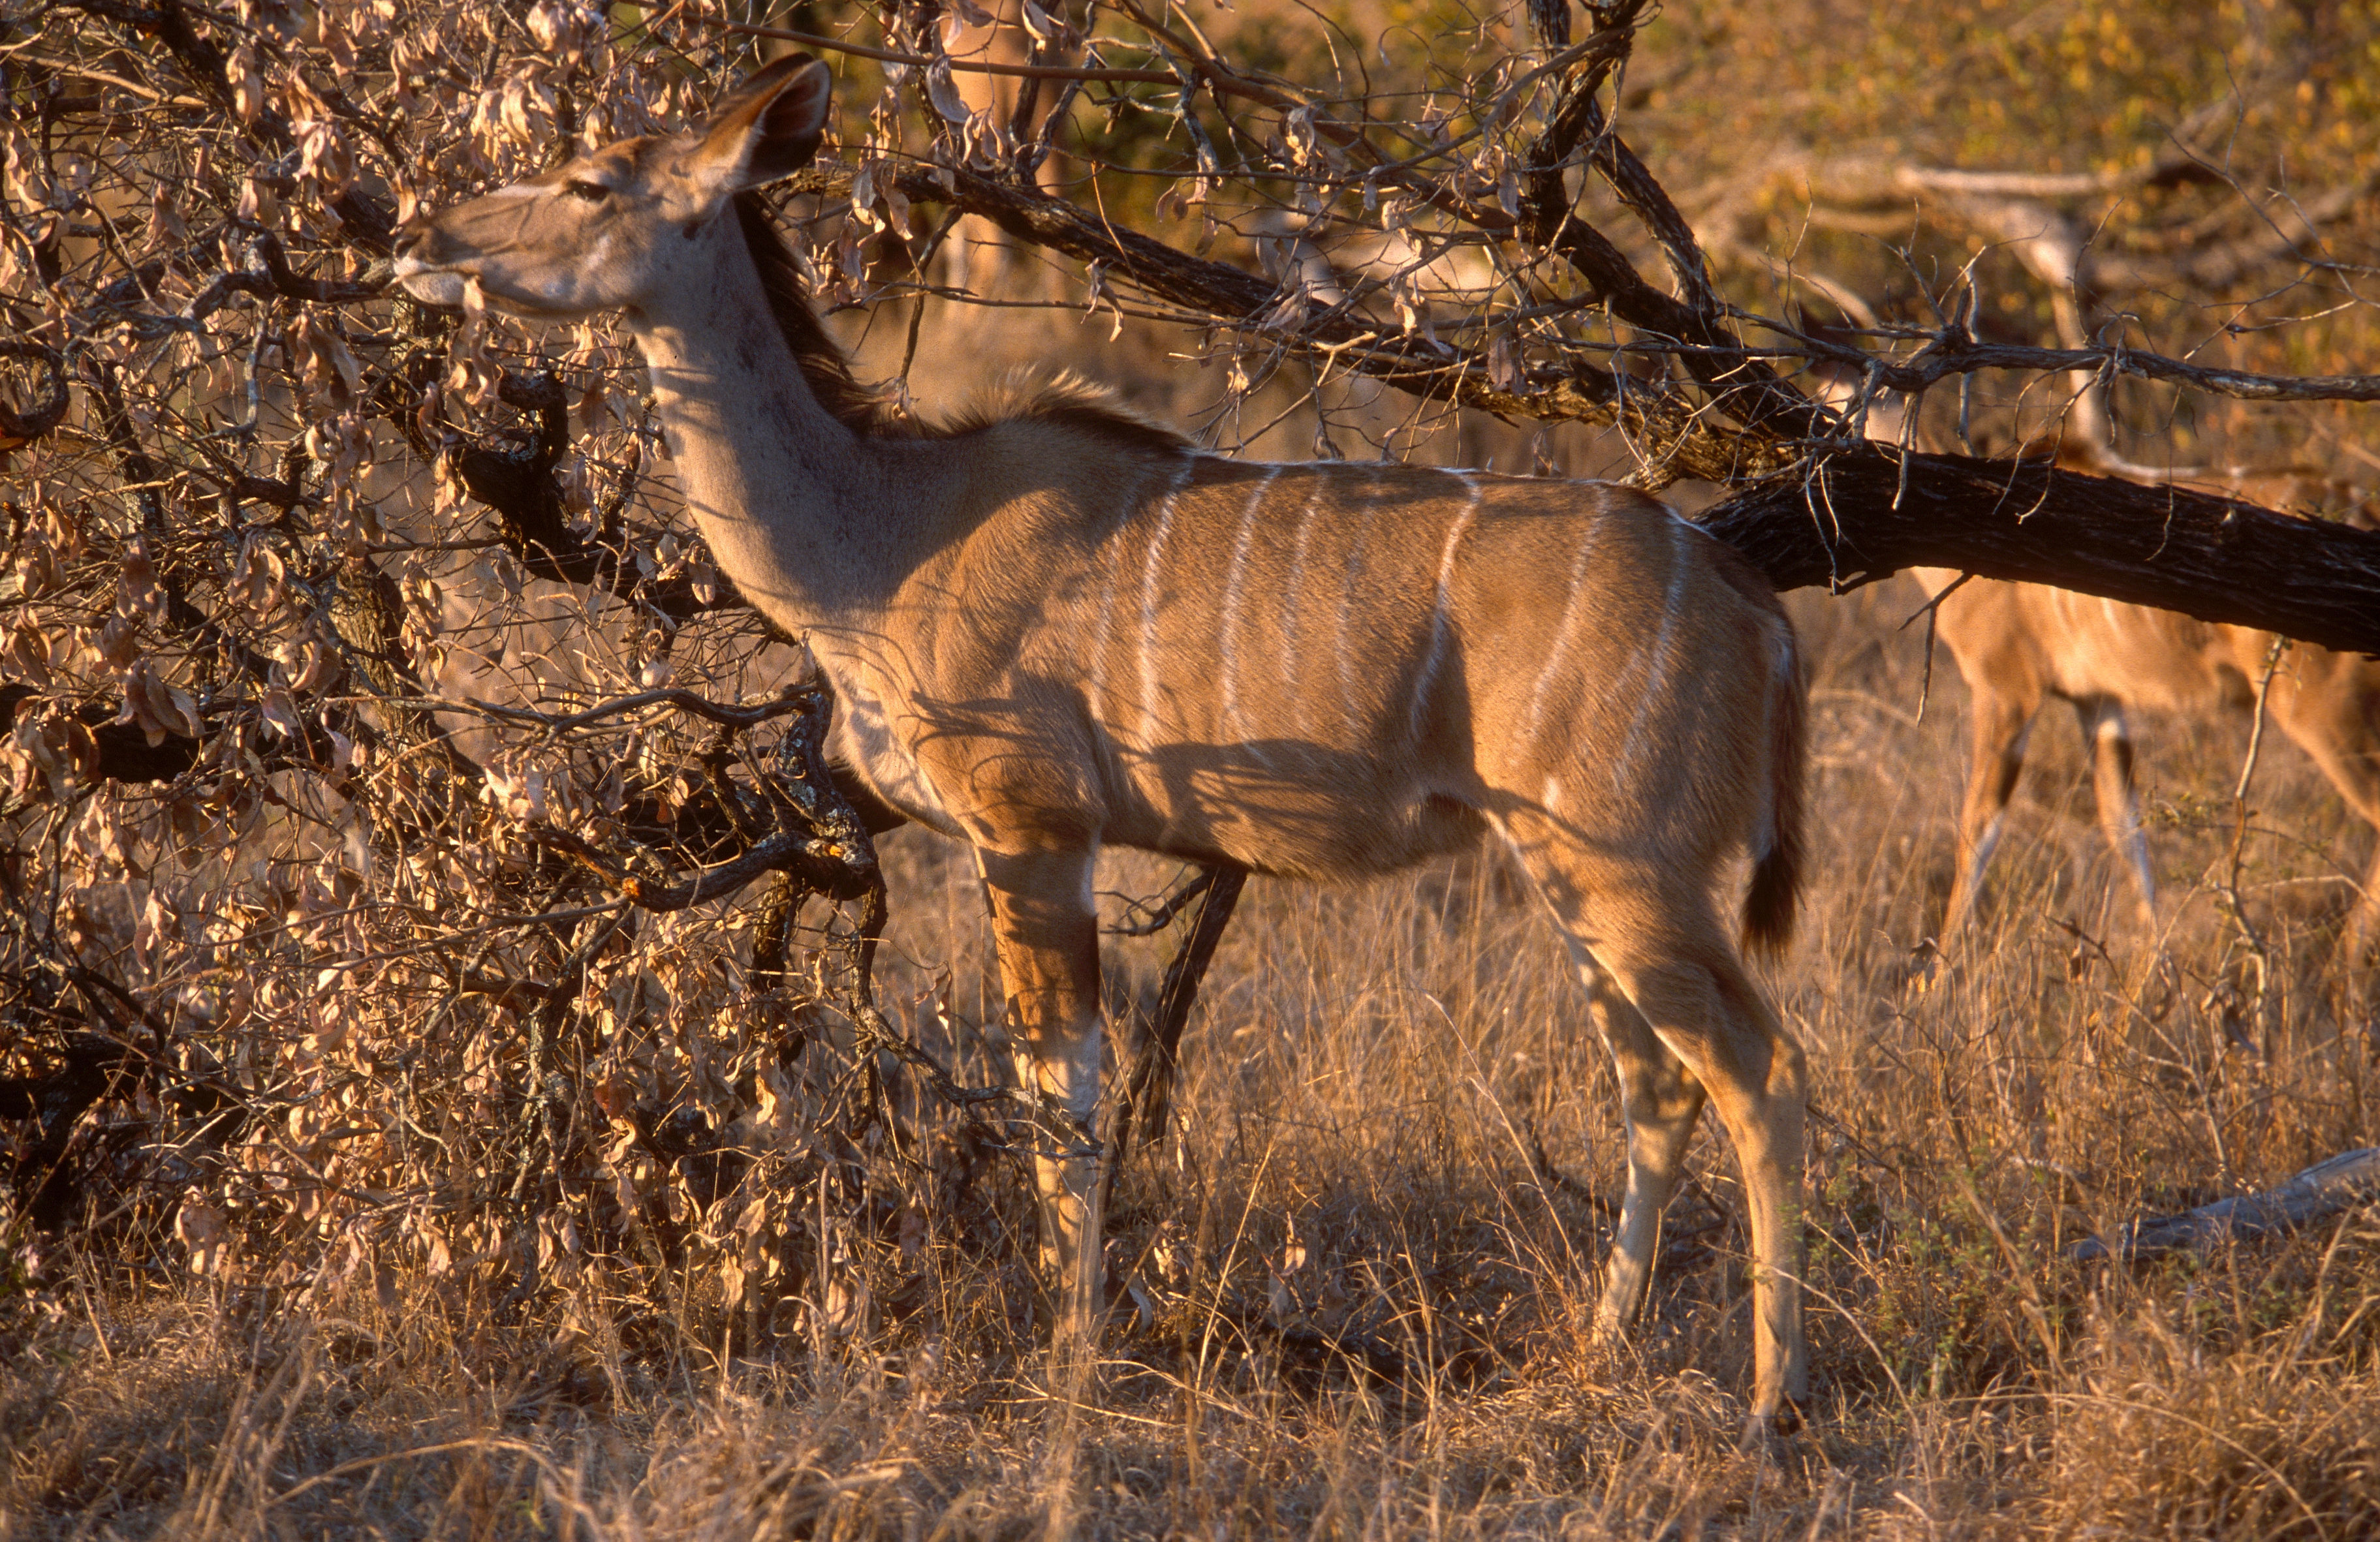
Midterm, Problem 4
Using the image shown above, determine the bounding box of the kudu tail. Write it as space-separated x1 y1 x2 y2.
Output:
1742 622 1807 957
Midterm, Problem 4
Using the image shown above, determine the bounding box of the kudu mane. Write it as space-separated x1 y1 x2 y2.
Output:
733 194 1191 455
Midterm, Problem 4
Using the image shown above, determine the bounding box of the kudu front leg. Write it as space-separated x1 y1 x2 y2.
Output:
1942 693 2039 941
979 847 1110 1351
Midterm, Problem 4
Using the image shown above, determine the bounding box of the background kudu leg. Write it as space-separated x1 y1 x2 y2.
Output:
2077 694 2159 925
2261 664 2380 958
1945 690 2042 938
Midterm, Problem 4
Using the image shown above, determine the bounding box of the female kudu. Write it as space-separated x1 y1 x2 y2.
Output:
1921 570 2380 950
395 57 1813 1430
1817 373 2380 953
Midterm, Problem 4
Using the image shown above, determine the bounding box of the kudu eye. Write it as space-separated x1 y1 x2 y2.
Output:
562 179 611 203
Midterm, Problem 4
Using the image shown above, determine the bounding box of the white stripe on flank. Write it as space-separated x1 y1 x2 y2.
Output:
1084 533 1120 727
1138 461 1195 737
1408 475 1480 745
1614 517 1690 790
1277 474 1323 735
1336 465 1386 738
1219 467 1281 754
1089 460 1188 731
1524 514 1603 744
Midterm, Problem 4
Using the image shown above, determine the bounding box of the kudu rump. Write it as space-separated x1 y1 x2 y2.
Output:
396 59 1814 1428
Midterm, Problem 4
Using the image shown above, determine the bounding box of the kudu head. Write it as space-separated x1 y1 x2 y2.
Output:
393 55 832 320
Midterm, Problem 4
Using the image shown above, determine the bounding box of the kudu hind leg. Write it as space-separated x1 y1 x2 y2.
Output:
978 847 1109 1344
1596 926 1809 1429
1580 961 1708 1340
1509 832 1808 1428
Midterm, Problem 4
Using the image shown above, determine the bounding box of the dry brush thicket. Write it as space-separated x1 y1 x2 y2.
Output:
3 0 2379 1535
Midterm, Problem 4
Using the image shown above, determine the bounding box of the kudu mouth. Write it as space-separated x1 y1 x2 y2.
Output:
390 262 470 309
390 206 582 317
390 218 473 309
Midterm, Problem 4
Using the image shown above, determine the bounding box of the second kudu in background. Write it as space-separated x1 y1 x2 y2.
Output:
1817 374 2380 956
1918 569 2380 953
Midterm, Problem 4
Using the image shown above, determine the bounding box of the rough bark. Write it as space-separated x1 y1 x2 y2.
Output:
1697 447 2380 655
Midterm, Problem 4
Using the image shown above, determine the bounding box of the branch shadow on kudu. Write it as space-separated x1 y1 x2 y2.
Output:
907 683 1497 873
392 54 1814 1439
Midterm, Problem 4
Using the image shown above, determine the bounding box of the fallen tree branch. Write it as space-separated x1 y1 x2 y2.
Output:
2070 1147 2380 1263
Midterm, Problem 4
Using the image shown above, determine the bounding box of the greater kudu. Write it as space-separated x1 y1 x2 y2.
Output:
1822 384 2380 951
394 57 1814 1431
1920 569 2380 949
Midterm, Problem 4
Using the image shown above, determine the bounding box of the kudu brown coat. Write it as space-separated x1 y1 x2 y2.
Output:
394 57 1815 1430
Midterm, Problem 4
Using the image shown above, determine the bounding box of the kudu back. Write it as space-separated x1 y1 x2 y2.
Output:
394 57 1815 1432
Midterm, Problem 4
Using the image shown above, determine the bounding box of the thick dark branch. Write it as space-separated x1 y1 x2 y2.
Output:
429 688 814 734
537 825 871 912
159 230 388 334
514 685 888 914
1506 10 1817 446
450 372 724 625
1699 447 2380 654
0 342 71 447
1569 97 1822 440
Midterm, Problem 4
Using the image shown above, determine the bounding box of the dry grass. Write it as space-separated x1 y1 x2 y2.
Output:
6 568 2376 1541
8 1 2375 1533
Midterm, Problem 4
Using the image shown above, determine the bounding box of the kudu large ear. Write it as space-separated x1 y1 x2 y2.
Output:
680 55 833 205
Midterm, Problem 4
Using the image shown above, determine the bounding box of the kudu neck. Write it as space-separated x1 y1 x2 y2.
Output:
623 214 911 628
